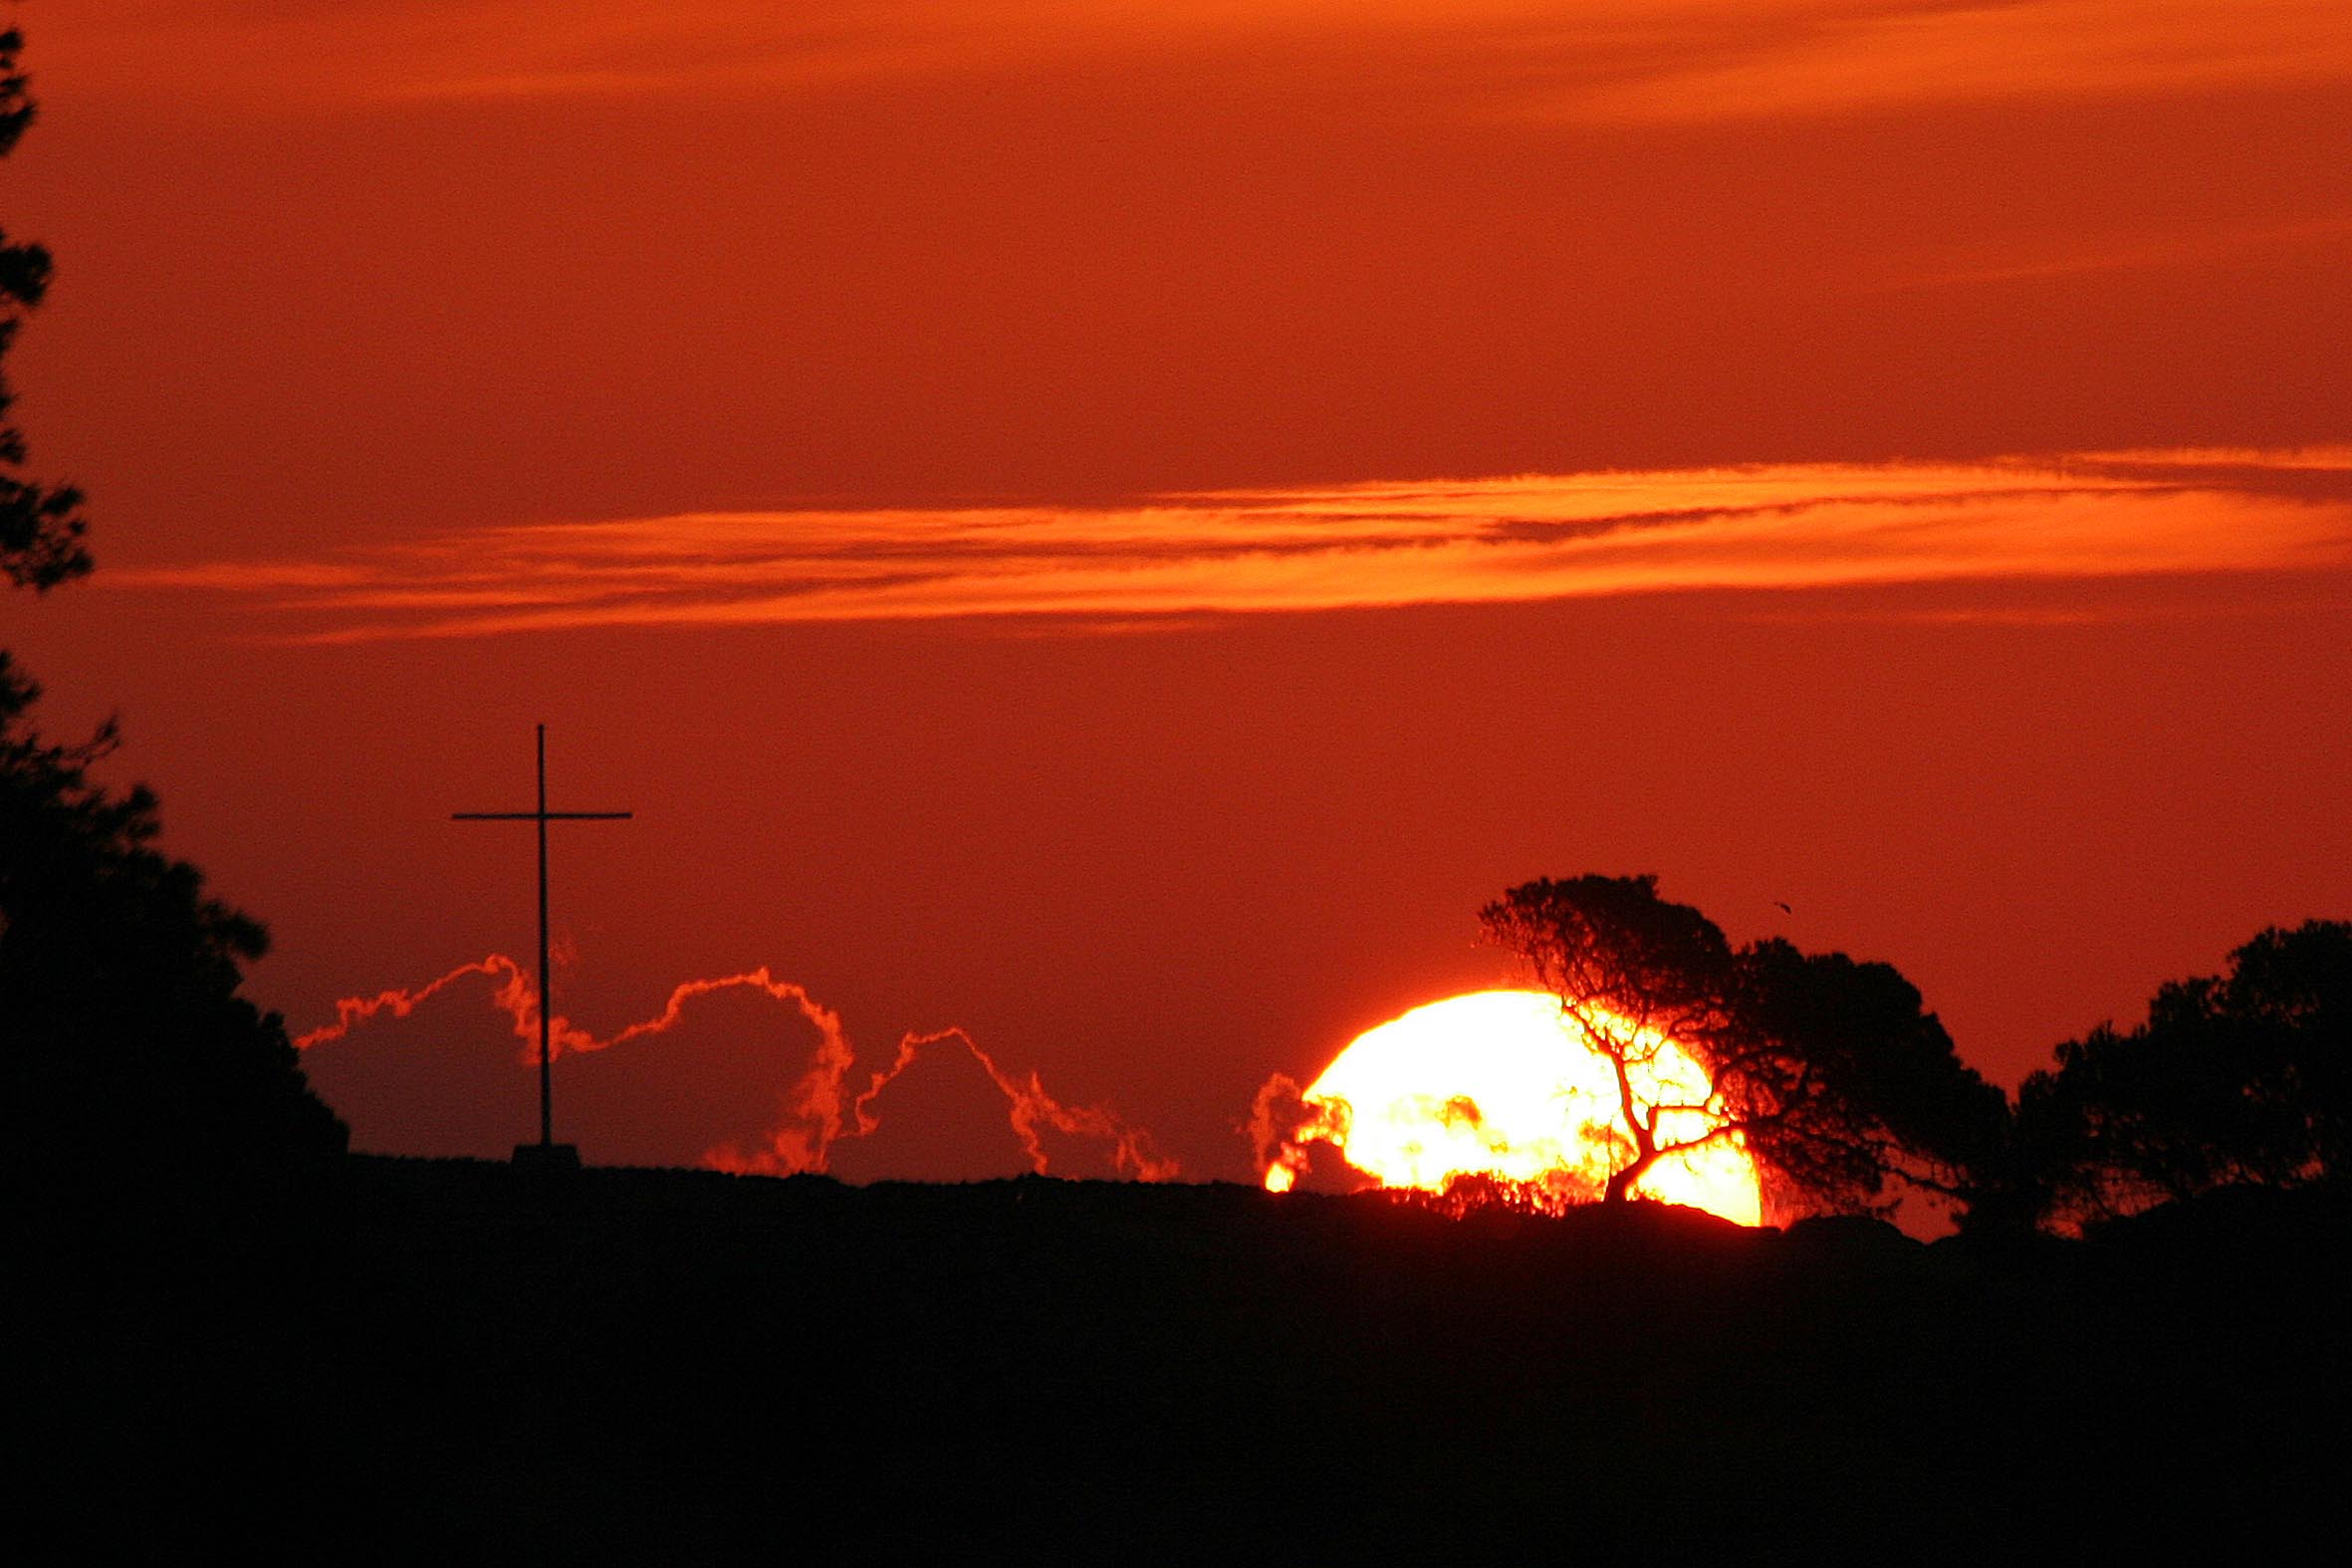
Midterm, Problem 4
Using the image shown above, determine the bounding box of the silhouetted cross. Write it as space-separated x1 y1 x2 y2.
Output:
454 724 631 1158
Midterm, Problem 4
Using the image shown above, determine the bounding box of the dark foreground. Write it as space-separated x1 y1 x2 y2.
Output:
23 1160 2348 1561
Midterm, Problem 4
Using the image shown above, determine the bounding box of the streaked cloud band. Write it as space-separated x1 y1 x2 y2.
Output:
113 450 2352 641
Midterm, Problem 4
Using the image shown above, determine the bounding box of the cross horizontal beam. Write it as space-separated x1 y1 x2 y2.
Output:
452 811 633 821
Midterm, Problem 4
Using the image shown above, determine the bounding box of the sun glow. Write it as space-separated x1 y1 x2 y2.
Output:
1264 991 1763 1226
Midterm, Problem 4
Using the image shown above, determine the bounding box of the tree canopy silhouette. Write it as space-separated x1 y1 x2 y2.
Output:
2018 920 2348 1227
0 27 89 591
1482 875 2008 1219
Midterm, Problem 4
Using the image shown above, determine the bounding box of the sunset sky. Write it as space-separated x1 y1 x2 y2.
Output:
8 1 2348 1184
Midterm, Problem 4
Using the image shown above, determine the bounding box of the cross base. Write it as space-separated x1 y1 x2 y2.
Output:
512 1142 582 1175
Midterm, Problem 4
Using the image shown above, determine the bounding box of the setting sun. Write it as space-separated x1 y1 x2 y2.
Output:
1264 991 1763 1226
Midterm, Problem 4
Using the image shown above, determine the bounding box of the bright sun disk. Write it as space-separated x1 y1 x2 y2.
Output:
1267 990 1763 1227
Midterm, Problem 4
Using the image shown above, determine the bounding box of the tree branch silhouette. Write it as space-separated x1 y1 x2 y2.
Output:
0 27 89 591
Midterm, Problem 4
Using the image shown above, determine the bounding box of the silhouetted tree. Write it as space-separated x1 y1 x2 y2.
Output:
2 27 342 1194
2018 921 2349 1227
1482 875 2007 1218
3 655 350 1190
0 27 89 591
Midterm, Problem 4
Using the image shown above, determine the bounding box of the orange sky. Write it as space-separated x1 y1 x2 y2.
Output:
7 2 2348 1182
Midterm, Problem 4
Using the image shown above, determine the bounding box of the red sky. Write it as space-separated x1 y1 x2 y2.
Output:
7 2 2349 1184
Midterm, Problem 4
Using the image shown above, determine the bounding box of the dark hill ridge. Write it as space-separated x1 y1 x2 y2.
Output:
25 1159 2347 1561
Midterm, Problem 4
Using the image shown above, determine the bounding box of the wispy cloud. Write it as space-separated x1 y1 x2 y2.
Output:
61 2 2352 118
1544 1 2352 122
1890 216 2352 292
110 450 2352 642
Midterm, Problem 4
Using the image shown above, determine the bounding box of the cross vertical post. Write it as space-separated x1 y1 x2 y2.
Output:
454 723 631 1166
535 723 551 1147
